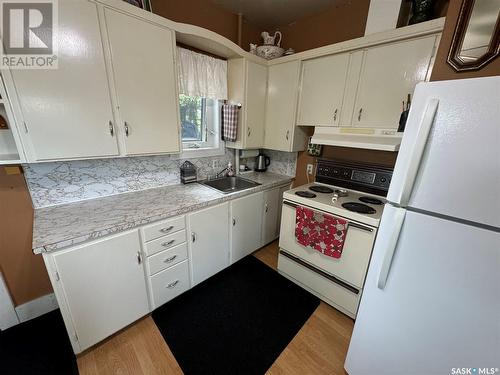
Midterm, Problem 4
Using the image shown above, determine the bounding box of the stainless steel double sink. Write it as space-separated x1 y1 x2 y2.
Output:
200 176 261 194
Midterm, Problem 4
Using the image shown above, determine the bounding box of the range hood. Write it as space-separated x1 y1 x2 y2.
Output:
311 127 402 151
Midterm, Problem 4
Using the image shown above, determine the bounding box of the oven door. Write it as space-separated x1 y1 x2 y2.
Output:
279 200 377 289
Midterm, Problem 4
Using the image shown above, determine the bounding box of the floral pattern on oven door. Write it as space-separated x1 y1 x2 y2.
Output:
295 205 348 259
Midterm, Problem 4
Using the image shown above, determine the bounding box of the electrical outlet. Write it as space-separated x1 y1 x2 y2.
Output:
306 164 313 175
212 160 218 169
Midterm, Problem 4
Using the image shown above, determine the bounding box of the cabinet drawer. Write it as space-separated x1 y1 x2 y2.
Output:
142 216 185 242
149 260 190 309
143 230 186 257
278 252 360 318
146 242 188 276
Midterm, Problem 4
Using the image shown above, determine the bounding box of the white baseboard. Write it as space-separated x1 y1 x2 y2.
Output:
15 293 59 323
0 273 19 330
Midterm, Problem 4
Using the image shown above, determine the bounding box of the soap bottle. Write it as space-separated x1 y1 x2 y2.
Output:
226 162 235 177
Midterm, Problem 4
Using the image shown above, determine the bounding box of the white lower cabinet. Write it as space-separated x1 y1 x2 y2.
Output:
43 185 288 354
188 202 230 285
230 192 264 263
261 187 281 246
44 230 150 353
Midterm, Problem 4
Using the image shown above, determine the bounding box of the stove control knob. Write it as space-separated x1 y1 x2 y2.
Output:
380 177 387 183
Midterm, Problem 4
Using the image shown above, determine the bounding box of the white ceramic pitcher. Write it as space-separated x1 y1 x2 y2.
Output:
261 31 282 47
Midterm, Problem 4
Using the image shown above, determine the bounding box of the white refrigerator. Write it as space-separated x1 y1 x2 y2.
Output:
345 77 500 375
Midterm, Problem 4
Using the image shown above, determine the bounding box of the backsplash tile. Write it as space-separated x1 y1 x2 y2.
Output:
241 149 297 177
23 148 297 208
24 150 234 208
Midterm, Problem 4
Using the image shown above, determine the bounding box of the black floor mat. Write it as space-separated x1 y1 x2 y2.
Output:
152 255 320 375
0 309 78 375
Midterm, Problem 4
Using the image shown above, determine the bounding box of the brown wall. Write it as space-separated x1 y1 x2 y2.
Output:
275 0 371 53
430 0 500 81
152 0 239 42
294 131 398 187
151 0 261 49
0 167 52 306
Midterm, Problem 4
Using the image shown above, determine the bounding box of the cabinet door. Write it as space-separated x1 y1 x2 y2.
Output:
261 188 281 245
230 192 264 263
10 0 118 161
264 61 301 151
188 202 229 285
352 36 436 128
105 9 180 155
244 61 267 148
52 230 149 352
297 53 350 126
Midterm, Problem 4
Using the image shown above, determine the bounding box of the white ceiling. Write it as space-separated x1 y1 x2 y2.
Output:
211 0 344 28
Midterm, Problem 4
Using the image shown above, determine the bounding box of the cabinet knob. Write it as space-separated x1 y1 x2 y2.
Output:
358 108 363 122
247 126 251 137
191 232 196 243
333 109 338 122
232 218 236 226
265 204 269 213
286 130 290 140
124 122 130 137
108 121 114 136
136 251 142 265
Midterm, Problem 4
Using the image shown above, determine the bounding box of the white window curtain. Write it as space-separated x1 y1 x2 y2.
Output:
177 47 228 100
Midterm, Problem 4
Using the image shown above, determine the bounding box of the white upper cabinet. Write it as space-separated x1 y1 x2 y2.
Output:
264 61 307 152
8 0 119 161
226 59 267 149
104 9 180 155
351 36 437 128
245 61 268 148
297 53 350 127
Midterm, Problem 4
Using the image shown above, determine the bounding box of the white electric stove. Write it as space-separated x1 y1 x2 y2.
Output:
277 159 393 318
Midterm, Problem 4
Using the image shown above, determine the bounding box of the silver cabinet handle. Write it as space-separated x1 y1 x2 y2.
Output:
109 121 114 136
124 121 129 137
232 218 236 226
160 225 174 233
191 232 196 243
358 108 363 122
166 280 179 289
161 239 175 247
136 251 142 265
163 255 177 263
247 126 251 137
333 109 338 122
265 203 269 213
286 130 290 140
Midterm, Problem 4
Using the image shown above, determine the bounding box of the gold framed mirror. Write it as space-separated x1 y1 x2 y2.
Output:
447 0 500 71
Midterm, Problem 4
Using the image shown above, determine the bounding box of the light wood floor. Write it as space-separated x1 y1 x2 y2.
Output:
78 241 354 375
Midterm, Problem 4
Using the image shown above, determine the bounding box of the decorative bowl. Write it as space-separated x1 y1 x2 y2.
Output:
256 45 285 60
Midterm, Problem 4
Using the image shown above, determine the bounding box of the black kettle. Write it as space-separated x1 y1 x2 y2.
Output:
255 152 270 172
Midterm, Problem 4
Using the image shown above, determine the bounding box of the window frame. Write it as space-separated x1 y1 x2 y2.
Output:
177 96 225 158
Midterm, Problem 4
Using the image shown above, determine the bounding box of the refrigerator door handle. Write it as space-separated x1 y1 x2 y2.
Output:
398 98 439 206
377 207 406 289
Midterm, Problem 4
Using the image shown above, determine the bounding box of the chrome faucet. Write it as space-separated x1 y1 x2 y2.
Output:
215 167 228 178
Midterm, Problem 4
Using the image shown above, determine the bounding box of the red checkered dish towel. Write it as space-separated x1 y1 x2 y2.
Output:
221 104 239 142
295 205 348 259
